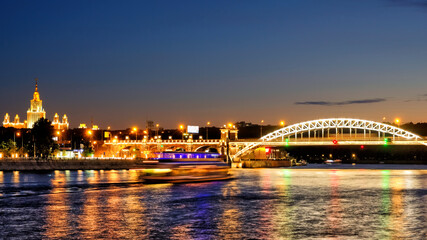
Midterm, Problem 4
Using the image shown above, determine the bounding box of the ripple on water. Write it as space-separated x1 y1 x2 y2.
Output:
0 168 426 239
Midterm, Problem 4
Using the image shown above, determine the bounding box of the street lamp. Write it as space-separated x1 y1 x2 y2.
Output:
87 130 93 148
156 124 159 138
133 127 138 140
16 132 23 151
179 125 184 140
206 121 210 139
395 118 400 127
280 121 285 127
260 120 264 137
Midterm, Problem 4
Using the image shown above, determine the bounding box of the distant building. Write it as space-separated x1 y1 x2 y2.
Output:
52 113 69 130
2 113 26 129
26 79 46 128
2 79 69 129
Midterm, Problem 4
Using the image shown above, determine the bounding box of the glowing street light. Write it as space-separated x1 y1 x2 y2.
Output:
395 118 400 126
206 121 211 139
260 120 264 137
16 132 23 149
156 124 160 137
133 127 138 140
179 125 185 140
280 121 285 127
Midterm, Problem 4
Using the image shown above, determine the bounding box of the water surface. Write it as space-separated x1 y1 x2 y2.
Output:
1 166 426 239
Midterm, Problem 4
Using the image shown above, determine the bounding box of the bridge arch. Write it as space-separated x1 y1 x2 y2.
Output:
233 118 423 159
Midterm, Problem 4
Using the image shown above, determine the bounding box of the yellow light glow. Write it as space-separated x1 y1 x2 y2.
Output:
207 121 211 125
87 130 92 135
395 118 400 124
179 125 184 130
56 131 60 135
133 127 137 131
144 168 172 174
228 123 233 128
156 124 159 127
280 121 285 126
143 130 148 134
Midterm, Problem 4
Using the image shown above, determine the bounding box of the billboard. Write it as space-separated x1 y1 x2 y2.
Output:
187 125 199 134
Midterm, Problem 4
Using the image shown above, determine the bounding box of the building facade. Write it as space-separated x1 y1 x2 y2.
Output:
26 80 46 128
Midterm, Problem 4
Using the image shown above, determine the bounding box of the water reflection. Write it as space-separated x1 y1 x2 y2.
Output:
219 180 242 239
0 168 426 239
43 189 71 239
327 170 342 237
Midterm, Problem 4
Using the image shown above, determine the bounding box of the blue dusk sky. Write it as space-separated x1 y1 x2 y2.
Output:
1 0 427 129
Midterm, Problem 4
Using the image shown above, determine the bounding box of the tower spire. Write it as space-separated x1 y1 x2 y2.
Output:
35 78 38 92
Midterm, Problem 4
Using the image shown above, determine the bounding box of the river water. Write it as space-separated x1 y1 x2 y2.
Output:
1 165 426 239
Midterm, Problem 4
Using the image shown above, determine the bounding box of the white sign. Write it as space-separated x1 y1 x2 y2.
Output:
187 125 199 134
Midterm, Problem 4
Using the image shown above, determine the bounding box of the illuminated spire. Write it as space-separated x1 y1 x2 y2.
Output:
33 78 40 101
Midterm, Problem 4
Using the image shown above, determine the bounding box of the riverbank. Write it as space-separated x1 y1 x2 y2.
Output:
291 163 427 170
0 158 142 171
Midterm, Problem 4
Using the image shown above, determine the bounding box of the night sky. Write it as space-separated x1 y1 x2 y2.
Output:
1 0 426 129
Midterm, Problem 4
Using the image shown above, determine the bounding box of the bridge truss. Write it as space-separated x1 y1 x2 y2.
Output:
233 118 424 159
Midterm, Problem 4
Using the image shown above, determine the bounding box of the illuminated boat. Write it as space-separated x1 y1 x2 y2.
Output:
140 152 232 183
324 159 342 164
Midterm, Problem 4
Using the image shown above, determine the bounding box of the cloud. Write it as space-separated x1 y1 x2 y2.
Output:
387 0 427 9
295 98 386 106
405 93 427 102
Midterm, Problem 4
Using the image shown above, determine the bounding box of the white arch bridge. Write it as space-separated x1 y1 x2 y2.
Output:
233 118 427 159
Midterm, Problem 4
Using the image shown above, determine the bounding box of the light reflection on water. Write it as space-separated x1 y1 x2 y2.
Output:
0 168 426 239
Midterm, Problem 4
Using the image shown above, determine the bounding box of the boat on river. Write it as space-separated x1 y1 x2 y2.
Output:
324 159 342 164
140 152 232 183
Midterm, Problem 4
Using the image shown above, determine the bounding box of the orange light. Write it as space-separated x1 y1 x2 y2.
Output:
227 123 233 128
87 130 92 135
395 118 400 124
280 121 285 126
143 130 148 134
179 125 184 130
133 127 137 131
207 121 211 126
16 132 21 136
56 131 60 135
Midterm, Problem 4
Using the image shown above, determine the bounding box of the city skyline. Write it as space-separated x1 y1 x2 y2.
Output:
1 0 427 128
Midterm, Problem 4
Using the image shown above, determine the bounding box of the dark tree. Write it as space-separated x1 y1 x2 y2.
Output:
29 118 58 158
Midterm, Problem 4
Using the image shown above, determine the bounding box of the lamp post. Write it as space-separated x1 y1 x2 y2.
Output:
260 120 264 137
156 124 159 138
179 125 184 140
87 130 93 148
133 127 138 140
206 121 210 139
16 132 23 148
